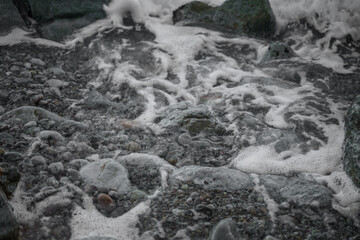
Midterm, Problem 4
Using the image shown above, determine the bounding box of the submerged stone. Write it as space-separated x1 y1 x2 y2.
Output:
262 42 297 62
159 102 226 136
170 166 252 191
343 95 360 187
80 159 131 194
209 218 242 240
173 0 276 38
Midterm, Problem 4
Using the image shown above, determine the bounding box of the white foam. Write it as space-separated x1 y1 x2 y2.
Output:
71 195 149 240
269 0 360 41
0 28 65 47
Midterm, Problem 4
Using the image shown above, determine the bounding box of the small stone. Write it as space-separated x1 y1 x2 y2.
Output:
47 79 69 88
49 67 65 75
130 190 147 201
20 70 32 78
181 184 189 190
209 218 242 240
127 141 141 152
31 155 46 166
97 193 114 206
10 65 20 71
67 169 81 182
48 162 64 175
30 58 46 66
4 152 23 162
24 62 32 68
177 133 192 146
24 121 37 128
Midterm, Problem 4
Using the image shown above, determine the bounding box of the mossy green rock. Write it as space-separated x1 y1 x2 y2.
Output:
343 95 360 187
173 0 276 38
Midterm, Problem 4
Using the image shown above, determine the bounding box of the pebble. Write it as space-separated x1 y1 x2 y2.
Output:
24 121 37 128
97 193 114 206
31 155 46 166
48 162 64 175
67 169 81 182
127 141 141 152
30 58 46 66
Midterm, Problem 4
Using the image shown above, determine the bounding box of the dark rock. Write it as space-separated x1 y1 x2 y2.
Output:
159 102 226 136
209 218 242 240
173 0 276 38
343 94 360 187
262 42 297 62
0 162 21 197
0 0 27 35
0 189 19 240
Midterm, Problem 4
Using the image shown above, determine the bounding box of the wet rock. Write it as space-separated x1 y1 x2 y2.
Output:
67 141 94 154
80 159 131 194
209 218 242 240
0 0 26 35
0 189 19 240
97 193 114 207
117 153 175 193
126 141 141 152
262 42 297 62
30 58 45 66
23 0 110 41
48 162 64 175
67 169 81 182
30 155 46 166
259 175 332 207
343 94 360 187
0 106 87 128
159 102 226 136
0 162 21 197
173 0 276 38
170 166 252 191
76 237 118 240
46 79 69 88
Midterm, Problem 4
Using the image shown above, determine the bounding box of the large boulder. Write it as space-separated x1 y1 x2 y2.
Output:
173 0 276 38
11 0 111 41
343 95 360 187
0 0 27 35
80 159 131 193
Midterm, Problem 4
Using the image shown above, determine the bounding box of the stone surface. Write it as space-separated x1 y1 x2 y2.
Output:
173 0 276 38
262 42 297 62
159 102 226 136
343 94 360 187
80 159 131 193
209 218 242 240
170 166 252 191
0 0 26 35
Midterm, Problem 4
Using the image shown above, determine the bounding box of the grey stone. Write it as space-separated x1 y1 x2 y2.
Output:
262 42 297 62
159 102 226 136
48 162 64 175
80 159 131 194
170 166 252 191
209 218 242 240
47 79 69 88
173 0 276 38
30 155 46 166
259 175 333 207
30 58 46 66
